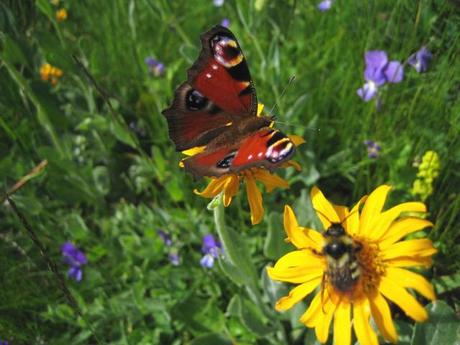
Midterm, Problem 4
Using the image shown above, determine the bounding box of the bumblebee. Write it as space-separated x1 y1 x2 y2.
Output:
322 222 362 293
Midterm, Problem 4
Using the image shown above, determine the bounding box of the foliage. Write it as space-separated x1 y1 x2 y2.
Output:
0 0 459 344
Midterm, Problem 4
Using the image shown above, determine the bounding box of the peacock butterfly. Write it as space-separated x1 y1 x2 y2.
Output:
162 25 295 177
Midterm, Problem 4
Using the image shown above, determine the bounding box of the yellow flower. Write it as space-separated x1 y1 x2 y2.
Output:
267 185 436 345
411 150 440 201
195 167 291 225
40 63 63 86
190 103 304 225
56 8 68 22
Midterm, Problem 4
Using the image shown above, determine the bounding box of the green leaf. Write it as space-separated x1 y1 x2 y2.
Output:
189 334 233 345
92 165 110 196
225 295 272 337
432 272 460 294
111 120 136 148
410 301 460 345
239 297 272 336
219 258 246 287
165 178 184 202
263 212 291 260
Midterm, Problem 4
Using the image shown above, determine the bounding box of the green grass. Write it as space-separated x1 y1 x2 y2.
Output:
0 0 459 344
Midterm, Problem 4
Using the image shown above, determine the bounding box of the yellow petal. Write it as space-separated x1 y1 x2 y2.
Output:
379 275 428 322
315 296 335 344
267 265 324 284
284 205 323 251
275 277 322 311
369 292 398 343
353 298 379 345
194 175 230 198
257 103 264 116
280 159 302 171
267 250 325 283
300 290 324 327
386 256 433 268
386 267 436 301
182 145 206 156
380 218 433 249
311 186 340 228
333 301 351 345
222 174 240 207
346 195 367 236
368 202 427 240
288 134 306 147
382 239 437 261
245 173 264 225
359 185 391 235
252 169 289 192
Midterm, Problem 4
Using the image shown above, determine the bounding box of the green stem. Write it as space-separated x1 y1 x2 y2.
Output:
213 199 287 343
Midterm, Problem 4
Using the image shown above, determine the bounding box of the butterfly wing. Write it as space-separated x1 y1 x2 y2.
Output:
183 128 295 177
162 25 258 151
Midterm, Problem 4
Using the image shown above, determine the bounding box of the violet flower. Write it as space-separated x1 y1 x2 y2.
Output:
317 0 333 11
169 252 180 266
61 242 87 282
221 18 230 28
408 46 432 73
200 234 222 269
364 140 381 159
213 0 224 6
157 229 172 246
144 57 165 77
357 51 404 102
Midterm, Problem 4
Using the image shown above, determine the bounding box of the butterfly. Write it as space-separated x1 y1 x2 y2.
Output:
162 25 295 177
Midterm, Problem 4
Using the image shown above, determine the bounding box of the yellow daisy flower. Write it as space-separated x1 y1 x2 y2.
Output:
267 185 436 344
195 167 291 225
188 103 304 225
40 63 63 86
56 8 68 22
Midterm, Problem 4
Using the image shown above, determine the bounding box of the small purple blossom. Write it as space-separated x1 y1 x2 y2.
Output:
200 234 222 269
317 0 333 11
357 51 404 102
61 242 87 282
144 57 165 77
364 140 381 159
169 252 180 266
408 46 432 73
213 0 224 6
157 229 173 246
221 18 230 28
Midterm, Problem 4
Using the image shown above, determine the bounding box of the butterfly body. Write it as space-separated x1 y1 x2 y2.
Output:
162 25 295 177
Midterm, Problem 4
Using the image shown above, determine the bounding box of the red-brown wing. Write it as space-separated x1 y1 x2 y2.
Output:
162 25 257 151
183 128 295 177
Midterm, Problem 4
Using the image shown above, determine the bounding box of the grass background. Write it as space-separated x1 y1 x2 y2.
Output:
0 0 459 344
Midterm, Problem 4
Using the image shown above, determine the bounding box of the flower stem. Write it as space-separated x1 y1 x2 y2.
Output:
213 199 286 342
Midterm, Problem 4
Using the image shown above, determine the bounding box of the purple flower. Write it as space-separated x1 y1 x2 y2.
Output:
213 0 224 6
364 140 381 159
200 234 222 269
61 242 87 282
157 229 172 246
408 46 432 73
169 252 180 266
144 57 165 77
221 18 230 28
317 0 333 11
357 51 404 102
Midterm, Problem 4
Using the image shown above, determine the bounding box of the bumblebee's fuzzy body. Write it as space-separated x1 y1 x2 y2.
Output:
322 223 362 293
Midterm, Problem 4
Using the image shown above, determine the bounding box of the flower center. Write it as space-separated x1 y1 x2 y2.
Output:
354 237 385 294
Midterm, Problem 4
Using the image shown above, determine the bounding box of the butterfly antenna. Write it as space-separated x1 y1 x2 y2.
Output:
268 75 296 116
